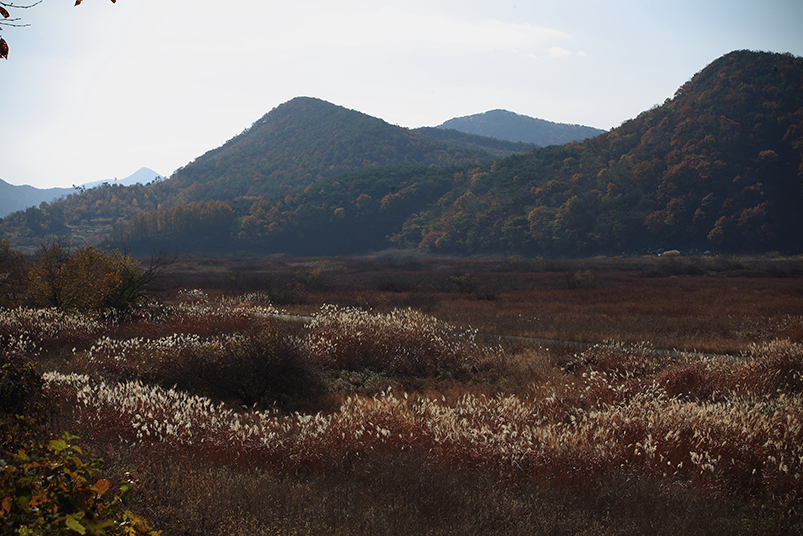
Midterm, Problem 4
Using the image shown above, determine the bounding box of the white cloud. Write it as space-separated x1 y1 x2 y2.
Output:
12 0 579 186
135 2 573 62
548 46 571 58
4 0 801 188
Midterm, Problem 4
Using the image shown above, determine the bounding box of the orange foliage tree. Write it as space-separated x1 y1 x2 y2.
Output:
27 239 162 312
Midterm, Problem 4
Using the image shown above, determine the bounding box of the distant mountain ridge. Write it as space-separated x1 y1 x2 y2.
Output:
0 167 163 219
413 127 538 157
0 181 73 219
79 167 164 190
436 109 606 146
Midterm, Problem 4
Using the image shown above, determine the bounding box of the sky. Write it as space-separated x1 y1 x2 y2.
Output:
1 0 802 189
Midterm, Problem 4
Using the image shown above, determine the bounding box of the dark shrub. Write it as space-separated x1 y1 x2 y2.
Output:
181 326 323 410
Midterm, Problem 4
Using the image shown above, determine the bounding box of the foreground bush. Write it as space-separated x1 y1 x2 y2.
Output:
0 362 158 535
1 433 160 535
79 328 320 409
185 327 322 409
72 299 319 409
28 240 170 313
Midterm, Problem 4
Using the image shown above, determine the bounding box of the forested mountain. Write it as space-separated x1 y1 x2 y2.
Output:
158 97 497 204
393 50 803 255
2 50 801 256
436 110 606 145
0 97 500 250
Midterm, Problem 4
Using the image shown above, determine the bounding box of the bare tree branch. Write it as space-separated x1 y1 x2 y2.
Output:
1 0 113 60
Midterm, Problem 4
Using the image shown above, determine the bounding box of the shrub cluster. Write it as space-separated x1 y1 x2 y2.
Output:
0 308 110 363
183 327 322 409
72 302 486 407
75 330 320 411
565 269 598 289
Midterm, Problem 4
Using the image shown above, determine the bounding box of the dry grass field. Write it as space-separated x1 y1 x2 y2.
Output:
4 254 803 535
164 253 803 355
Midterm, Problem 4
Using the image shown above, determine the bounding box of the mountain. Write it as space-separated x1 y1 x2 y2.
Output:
0 97 501 251
0 168 164 219
79 167 165 189
160 96 497 204
2 50 801 256
391 50 803 255
0 181 73 218
435 110 606 146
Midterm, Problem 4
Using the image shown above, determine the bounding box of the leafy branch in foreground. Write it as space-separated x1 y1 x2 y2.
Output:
1 433 159 535
0 361 159 535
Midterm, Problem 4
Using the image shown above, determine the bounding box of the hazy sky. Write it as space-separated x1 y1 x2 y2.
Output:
2 0 802 189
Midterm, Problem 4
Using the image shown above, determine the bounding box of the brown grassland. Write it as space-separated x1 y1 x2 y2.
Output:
6 253 803 535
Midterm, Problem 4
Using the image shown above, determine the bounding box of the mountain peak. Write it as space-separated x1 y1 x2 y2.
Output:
170 97 495 199
80 167 164 189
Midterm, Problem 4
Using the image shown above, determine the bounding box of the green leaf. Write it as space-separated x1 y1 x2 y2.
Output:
49 439 68 453
85 519 115 531
65 514 87 534
118 480 132 502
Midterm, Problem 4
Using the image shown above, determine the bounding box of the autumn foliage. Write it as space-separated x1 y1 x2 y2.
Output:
2 51 800 257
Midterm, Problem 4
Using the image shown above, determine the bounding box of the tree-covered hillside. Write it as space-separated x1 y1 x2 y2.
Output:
2 50 801 256
109 166 464 255
392 50 803 255
160 97 496 203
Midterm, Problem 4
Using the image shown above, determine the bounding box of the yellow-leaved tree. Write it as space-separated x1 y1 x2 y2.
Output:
27 239 171 312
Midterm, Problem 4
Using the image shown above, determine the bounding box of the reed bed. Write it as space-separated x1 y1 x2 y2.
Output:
4 265 802 534
0 306 112 362
43 338 803 503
